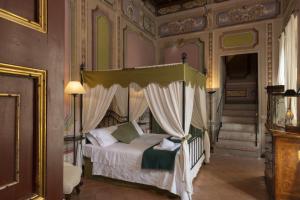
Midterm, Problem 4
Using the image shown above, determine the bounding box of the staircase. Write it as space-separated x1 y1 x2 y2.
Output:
215 104 259 157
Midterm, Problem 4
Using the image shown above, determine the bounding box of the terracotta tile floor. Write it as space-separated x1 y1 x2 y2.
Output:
73 154 268 200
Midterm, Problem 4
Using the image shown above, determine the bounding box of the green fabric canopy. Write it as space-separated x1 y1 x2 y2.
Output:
82 63 206 88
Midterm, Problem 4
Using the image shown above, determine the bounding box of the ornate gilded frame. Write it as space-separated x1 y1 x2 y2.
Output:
0 0 47 33
0 93 20 191
0 63 47 199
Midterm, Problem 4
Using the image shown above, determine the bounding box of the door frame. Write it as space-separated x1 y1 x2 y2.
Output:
217 50 263 156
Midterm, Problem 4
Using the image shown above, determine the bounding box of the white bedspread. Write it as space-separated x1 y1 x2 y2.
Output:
83 134 204 196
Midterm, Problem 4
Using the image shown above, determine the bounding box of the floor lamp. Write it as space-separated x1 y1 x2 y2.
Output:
208 90 216 152
65 81 86 165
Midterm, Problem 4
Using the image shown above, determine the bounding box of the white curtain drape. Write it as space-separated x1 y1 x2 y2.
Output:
144 82 194 200
129 83 148 121
82 84 118 133
284 14 298 91
285 14 298 124
191 87 210 163
112 86 128 116
278 14 298 123
277 32 285 85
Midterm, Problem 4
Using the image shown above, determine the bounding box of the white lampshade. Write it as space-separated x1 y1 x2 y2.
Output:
65 81 86 94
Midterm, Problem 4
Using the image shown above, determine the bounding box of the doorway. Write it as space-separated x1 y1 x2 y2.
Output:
216 53 259 157
223 53 258 105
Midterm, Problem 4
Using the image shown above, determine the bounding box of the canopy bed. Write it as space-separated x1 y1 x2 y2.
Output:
79 63 210 200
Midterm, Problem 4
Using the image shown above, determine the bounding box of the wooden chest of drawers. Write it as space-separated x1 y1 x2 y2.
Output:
265 130 300 200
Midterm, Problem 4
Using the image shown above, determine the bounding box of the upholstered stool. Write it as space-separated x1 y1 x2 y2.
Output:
63 162 82 200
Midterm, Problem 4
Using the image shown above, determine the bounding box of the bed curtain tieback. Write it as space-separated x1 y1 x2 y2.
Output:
181 134 192 143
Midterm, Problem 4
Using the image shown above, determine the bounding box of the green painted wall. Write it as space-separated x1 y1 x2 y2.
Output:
97 16 110 70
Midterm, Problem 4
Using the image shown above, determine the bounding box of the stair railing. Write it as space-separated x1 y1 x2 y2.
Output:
255 112 258 146
216 81 226 142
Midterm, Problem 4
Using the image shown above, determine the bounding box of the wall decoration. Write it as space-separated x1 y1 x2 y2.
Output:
0 0 47 33
117 16 121 67
157 0 207 16
158 5 181 15
220 29 258 51
122 0 156 36
81 0 87 65
208 32 213 88
182 0 207 9
159 16 206 37
266 23 273 85
92 8 112 70
217 2 279 27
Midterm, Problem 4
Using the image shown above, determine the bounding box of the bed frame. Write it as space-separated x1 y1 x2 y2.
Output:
83 110 204 198
87 110 204 170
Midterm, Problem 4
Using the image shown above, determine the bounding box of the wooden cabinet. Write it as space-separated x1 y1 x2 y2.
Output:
265 132 274 199
265 130 300 200
265 85 300 200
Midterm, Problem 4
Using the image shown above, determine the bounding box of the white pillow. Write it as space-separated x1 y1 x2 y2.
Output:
90 126 118 147
131 120 144 136
86 133 100 146
160 138 175 149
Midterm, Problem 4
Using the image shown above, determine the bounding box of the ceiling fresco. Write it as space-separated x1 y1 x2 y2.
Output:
144 0 280 16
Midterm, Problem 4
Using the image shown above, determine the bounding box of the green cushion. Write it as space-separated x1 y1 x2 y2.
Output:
112 122 140 144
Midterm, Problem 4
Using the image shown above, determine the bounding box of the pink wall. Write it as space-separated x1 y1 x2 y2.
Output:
64 0 71 120
125 31 155 68
164 43 201 70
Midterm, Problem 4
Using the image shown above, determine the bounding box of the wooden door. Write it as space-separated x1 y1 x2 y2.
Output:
0 0 64 199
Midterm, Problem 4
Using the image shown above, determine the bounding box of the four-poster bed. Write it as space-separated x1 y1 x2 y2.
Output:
79 63 209 200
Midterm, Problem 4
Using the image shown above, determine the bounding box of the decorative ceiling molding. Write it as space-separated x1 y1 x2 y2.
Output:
217 2 280 27
220 29 258 51
143 1 156 15
122 0 156 36
104 0 114 6
157 0 207 16
214 0 229 3
159 16 207 37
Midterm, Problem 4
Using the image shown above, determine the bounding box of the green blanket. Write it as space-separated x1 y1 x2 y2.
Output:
141 138 180 171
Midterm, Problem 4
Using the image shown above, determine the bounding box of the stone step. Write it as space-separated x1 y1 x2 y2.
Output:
216 139 258 151
221 122 256 132
223 104 257 111
222 109 257 117
218 130 256 142
214 146 260 158
222 116 257 124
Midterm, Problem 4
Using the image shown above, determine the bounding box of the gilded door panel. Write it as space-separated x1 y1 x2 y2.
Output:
0 0 47 33
0 0 37 21
0 94 18 187
0 75 34 199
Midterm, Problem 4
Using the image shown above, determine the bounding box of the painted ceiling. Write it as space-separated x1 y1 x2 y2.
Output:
144 0 229 16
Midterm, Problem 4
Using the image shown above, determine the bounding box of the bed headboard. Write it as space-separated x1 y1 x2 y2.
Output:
97 110 128 128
